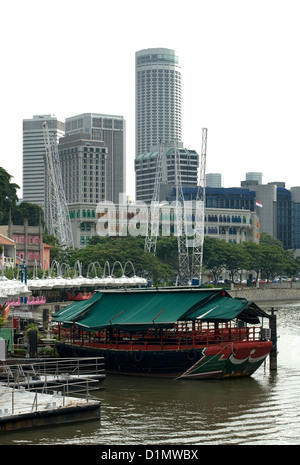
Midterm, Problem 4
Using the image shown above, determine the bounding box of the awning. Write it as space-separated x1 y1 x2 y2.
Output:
52 289 269 331
52 292 103 326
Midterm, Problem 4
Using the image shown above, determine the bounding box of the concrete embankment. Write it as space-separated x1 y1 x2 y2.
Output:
229 283 300 303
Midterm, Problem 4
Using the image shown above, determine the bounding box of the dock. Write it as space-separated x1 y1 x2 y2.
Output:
0 357 104 432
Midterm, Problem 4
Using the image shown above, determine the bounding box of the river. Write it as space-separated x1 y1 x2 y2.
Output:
1 300 299 445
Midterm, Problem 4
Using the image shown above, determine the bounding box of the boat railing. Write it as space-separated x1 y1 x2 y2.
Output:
68 320 263 351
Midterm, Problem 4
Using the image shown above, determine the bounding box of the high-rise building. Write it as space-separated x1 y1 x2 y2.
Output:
135 48 182 156
58 133 108 204
245 172 263 184
65 113 126 204
135 141 199 204
23 115 65 206
206 173 222 188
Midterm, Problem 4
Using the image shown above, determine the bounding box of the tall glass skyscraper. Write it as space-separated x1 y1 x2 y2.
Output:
135 48 182 156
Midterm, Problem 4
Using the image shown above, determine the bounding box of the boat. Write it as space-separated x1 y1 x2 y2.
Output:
52 288 273 380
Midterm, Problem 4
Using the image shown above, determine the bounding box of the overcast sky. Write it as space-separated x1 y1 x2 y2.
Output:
1 0 299 199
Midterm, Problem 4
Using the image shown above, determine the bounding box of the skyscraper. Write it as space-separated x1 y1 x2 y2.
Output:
206 173 223 188
23 115 65 206
246 172 263 184
58 133 108 204
65 113 126 204
135 48 182 156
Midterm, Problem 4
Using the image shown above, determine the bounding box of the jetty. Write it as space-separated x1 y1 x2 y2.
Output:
0 357 104 432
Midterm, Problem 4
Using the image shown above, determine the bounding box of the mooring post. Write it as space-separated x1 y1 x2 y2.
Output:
269 308 277 370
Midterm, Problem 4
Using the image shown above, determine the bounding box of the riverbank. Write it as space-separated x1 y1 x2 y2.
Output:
10 284 300 321
229 283 300 302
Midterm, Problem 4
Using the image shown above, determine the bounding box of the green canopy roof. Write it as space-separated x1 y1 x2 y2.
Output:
52 289 269 331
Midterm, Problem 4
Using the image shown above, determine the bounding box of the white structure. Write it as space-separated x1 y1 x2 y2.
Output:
43 122 74 249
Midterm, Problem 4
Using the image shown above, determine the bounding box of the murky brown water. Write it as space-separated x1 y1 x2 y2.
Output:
1 301 300 445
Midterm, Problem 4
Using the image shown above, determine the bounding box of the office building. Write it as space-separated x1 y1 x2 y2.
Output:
165 186 260 244
245 172 263 184
135 48 182 156
135 141 199 203
23 115 65 206
65 113 126 204
206 173 222 188
291 187 300 255
58 133 107 204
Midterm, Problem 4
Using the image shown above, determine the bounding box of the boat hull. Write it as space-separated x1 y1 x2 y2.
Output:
56 341 273 380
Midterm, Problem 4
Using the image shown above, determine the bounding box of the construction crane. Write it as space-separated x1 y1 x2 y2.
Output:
174 140 190 285
191 128 207 285
43 122 74 249
144 141 164 254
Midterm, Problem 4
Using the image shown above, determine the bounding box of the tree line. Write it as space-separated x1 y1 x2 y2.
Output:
47 233 300 286
1 166 299 285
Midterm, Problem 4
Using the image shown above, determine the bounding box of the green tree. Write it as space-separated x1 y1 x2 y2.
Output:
11 202 44 226
224 242 246 282
203 237 228 284
70 236 174 285
0 167 19 224
241 242 263 281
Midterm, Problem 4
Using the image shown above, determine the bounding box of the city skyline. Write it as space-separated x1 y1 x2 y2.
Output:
1 0 300 200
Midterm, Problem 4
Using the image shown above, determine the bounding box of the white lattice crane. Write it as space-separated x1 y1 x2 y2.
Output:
43 122 74 249
174 140 190 284
191 128 207 285
144 141 164 254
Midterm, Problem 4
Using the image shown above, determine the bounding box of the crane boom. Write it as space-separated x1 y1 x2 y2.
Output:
43 122 74 249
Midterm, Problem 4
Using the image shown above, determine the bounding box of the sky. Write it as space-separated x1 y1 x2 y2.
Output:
1 0 300 200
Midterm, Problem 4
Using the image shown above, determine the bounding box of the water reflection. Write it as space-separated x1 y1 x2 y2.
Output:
1 301 300 445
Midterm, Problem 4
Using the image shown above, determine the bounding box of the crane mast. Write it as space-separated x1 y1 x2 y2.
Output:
43 122 74 249
144 141 164 254
174 140 190 284
191 128 207 284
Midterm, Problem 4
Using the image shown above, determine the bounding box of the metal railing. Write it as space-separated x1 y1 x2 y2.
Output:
0 357 104 416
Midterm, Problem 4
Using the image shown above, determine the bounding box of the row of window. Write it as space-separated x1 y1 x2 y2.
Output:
13 235 41 244
207 227 248 235
65 119 123 132
207 214 250 224
69 210 96 219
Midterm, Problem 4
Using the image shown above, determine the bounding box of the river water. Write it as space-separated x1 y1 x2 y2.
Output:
1 300 300 445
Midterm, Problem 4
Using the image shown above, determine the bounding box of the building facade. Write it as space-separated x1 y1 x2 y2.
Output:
58 133 107 204
243 181 293 250
135 142 199 203
135 48 182 156
291 187 300 255
206 173 223 188
0 219 46 269
23 115 65 206
245 172 263 184
65 113 126 204
68 203 98 248
165 186 260 244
